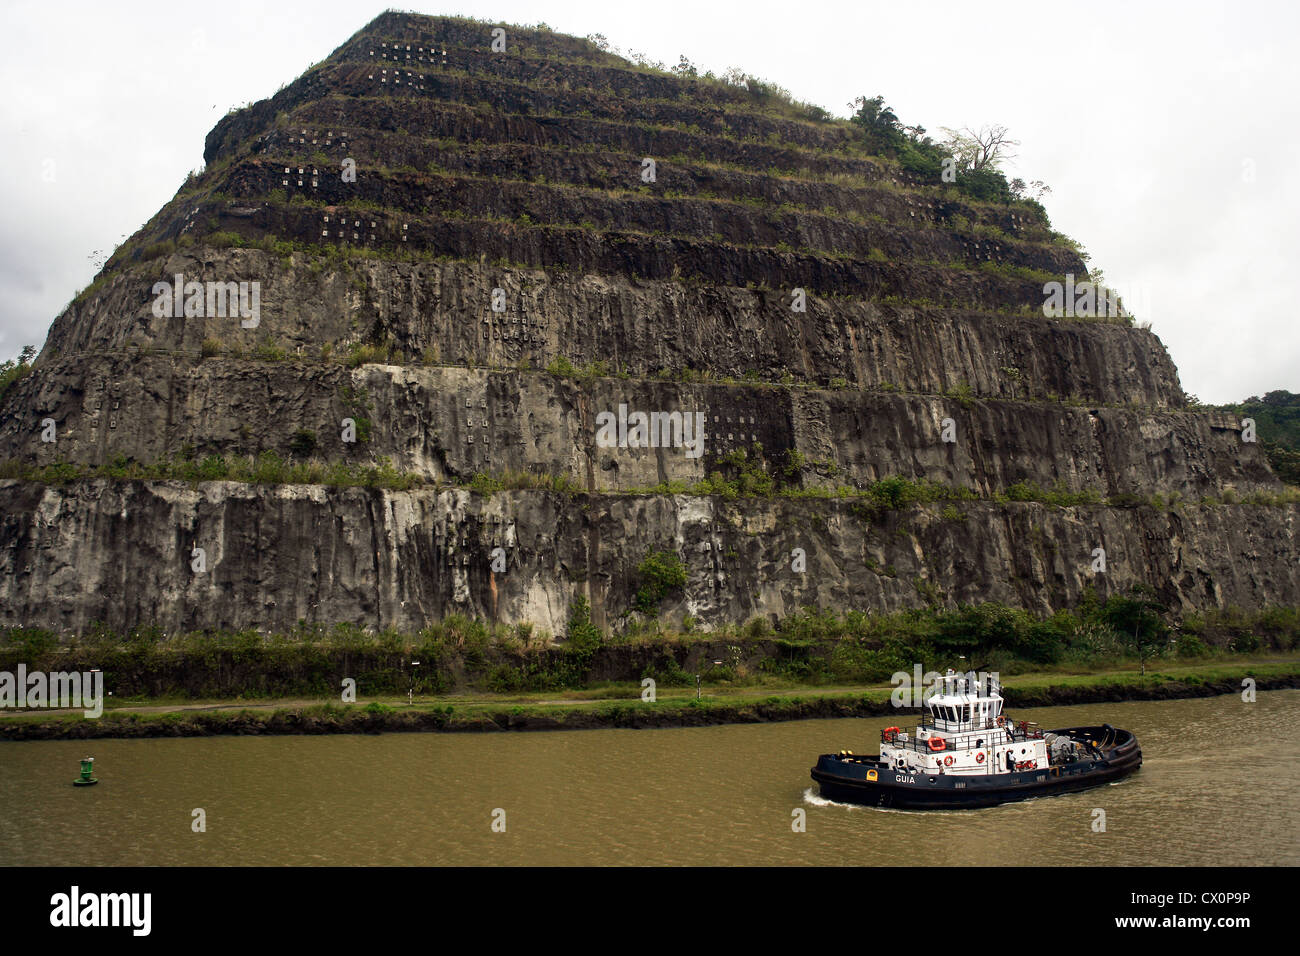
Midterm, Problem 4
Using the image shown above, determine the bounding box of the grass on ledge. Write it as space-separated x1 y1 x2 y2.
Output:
3 457 1295 507
0 452 425 491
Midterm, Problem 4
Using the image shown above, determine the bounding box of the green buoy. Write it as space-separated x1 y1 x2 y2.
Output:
73 756 98 787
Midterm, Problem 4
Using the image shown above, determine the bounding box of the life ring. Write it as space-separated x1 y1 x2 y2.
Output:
883 726 900 741
927 737 946 752
996 716 1005 726
943 755 954 766
976 752 986 763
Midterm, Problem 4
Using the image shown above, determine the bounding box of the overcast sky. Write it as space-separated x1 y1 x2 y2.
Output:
2 0 1295 403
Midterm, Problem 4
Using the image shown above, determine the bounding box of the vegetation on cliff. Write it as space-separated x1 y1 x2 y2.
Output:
5 456 1297 509
0 346 34 405
3 594 1294 702
1216 390 1300 485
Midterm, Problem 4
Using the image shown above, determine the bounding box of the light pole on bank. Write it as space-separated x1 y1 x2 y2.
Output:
696 660 725 701
409 661 420 706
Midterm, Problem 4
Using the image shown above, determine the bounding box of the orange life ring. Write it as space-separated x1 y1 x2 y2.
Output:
883 726 900 741
976 752 986 763
927 736 946 752
943 755 954 766
996 716 1005 726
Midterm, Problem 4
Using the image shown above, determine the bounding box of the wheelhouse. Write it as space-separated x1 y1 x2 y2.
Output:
922 671 1003 734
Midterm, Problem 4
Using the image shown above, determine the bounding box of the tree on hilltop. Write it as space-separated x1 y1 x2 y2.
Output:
939 124 1019 173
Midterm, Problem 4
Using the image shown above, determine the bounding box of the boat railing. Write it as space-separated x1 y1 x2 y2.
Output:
882 729 999 754
919 714 1003 732
999 722 1044 741
882 719 1046 752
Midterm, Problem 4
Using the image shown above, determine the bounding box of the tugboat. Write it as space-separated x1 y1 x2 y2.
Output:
811 670 1141 809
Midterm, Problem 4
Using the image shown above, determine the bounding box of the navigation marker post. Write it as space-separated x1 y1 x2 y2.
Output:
74 756 98 786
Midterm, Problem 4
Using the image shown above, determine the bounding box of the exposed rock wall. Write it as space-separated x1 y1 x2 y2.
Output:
0 355 1270 496
2 480 1295 636
2 11 1294 639
39 253 1181 405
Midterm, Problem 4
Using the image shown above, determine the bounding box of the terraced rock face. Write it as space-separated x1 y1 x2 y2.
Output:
1 11 1294 636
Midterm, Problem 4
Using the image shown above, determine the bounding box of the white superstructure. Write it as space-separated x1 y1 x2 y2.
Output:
879 670 1049 776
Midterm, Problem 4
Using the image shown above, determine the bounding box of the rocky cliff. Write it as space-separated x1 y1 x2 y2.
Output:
1 11 1294 637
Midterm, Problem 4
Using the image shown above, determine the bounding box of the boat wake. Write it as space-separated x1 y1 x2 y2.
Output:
806 784 1056 815
802 786 851 808
803 787 922 814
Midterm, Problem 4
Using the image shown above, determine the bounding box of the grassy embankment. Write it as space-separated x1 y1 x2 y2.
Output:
4 584 1298 740
2 655 1295 741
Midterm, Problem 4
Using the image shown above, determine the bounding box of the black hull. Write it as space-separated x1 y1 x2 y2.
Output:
811 725 1141 810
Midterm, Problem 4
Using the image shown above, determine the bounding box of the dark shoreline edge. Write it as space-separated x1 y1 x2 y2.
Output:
2 670 1295 741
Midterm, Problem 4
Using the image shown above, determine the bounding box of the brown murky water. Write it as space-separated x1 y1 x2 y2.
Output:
1 690 1296 865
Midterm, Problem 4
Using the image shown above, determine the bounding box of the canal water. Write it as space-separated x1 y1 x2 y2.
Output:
1 691 1296 866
